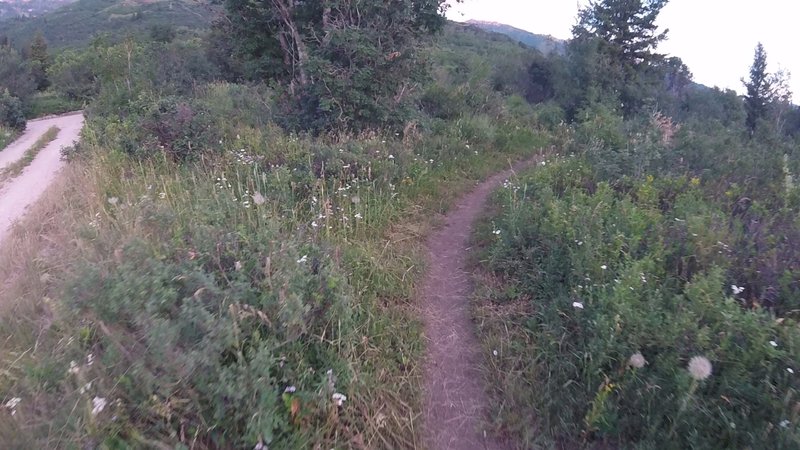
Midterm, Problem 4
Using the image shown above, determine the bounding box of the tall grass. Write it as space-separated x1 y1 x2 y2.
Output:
473 157 800 449
0 82 549 448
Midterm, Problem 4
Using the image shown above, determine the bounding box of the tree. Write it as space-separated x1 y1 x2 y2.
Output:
743 43 773 134
571 0 670 115
223 0 451 132
0 45 35 103
28 31 50 91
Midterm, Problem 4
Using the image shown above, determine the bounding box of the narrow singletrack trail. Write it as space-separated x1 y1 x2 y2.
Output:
0 112 84 245
421 159 536 450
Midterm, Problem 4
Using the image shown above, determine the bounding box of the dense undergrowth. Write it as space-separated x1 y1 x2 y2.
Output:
0 23 552 447
474 118 800 448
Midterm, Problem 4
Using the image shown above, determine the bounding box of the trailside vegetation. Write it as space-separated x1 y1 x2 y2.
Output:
472 0 800 448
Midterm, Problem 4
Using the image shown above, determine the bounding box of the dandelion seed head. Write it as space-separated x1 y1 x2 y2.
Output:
252 192 266 206
629 352 647 369
688 356 712 381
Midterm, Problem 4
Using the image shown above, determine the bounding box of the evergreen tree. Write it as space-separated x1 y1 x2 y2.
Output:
571 0 670 115
743 43 773 134
28 31 50 91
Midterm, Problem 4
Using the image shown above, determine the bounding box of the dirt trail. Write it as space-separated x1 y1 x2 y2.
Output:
0 112 84 245
421 159 536 449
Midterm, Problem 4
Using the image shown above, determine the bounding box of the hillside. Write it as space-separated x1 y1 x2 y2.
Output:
465 19 565 54
0 0 77 21
0 0 218 48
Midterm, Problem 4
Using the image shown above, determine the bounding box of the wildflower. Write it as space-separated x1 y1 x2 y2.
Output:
780 420 791 428
235 261 243 271
354 213 363 220
492 350 498 356
107 197 118 206
640 273 647 283
87 353 94 366
788 368 795 374
540 161 546 166
91 397 107 416
572 302 584 309
252 192 266 206
351 195 361 205
388 154 395 160
311 221 318 228
297 255 308 264
629 352 647 369
465 144 470 149
332 393 347 406
4 397 21 415
80 381 92 394
731 285 745 295
687 356 712 381
158 192 166 199
284 386 297 394
493 229 502 235
68 360 80 375
601 265 608 270
770 340 778 348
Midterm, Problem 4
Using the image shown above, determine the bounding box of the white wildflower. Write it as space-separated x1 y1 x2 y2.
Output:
731 285 745 295
688 356 712 381
629 352 647 369
297 255 308 264
311 221 318 228
80 381 92 394
87 353 94 366
158 192 166 199
107 197 118 206
388 154 395 160
284 386 297 394
788 368 795 374
493 229 501 235
492 350 498 356
91 397 107 416
351 195 361 205
235 261 243 271
572 302 584 309
252 192 266 206
770 340 778 348
68 360 80 375
601 265 608 270
5 397 21 415
354 213 363 220
332 393 347 406
780 420 791 428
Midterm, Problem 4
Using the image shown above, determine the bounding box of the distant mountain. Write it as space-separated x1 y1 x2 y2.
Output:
465 20 565 55
0 0 219 48
0 0 77 21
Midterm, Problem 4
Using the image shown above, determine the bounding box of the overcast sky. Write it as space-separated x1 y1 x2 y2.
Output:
446 0 799 96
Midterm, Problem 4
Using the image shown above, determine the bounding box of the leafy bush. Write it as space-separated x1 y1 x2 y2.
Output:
478 158 800 449
0 89 26 130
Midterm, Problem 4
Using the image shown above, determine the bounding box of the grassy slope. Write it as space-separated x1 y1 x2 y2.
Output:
0 0 217 48
0 25 553 447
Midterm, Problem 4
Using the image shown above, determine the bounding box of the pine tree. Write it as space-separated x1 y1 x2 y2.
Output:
28 31 50 91
571 0 670 115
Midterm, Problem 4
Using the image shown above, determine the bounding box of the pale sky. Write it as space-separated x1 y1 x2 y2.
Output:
446 0 800 97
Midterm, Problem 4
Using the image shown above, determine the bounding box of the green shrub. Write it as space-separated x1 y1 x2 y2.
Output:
0 89 26 130
478 158 800 449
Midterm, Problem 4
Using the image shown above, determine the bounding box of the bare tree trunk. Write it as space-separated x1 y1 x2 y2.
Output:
271 0 308 89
